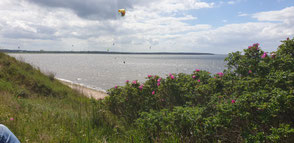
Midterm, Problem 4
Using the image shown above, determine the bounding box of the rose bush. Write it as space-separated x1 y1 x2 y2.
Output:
104 38 294 142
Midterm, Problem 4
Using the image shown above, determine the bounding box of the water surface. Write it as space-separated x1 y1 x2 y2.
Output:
10 54 227 91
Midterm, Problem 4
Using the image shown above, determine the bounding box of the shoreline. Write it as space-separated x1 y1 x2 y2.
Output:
58 79 109 100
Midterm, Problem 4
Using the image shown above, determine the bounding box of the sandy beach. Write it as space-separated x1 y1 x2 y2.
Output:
59 79 109 100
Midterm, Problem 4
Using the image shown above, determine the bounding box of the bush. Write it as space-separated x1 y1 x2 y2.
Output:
105 38 294 142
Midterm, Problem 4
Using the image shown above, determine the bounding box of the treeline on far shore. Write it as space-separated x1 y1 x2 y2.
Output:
0 49 214 55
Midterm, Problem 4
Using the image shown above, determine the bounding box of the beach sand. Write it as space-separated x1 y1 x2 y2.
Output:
59 80 109 100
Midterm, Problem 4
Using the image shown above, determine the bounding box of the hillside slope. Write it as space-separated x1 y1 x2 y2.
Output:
0 53 110 142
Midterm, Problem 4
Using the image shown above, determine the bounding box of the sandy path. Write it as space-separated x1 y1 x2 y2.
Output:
59 80 109 100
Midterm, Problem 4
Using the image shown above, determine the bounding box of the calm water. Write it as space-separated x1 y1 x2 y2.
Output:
10 54 227 91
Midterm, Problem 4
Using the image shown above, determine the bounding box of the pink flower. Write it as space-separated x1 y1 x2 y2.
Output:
271 53 276 58
132 80 137 84
157 82 160 86
157 78 162 82
169 73 174 79
10 117 14 121
217 72 224 77
139 84 144 90
152 91 155 95
261 52 267 58
192 75 196 79
197 79 200 82
126 80 129 83
287 37 290 40
231 100 236 103
170 75 175 79
253 43 259 47
148 75 152 78
195 69 200 72
248 70 252 74
115 85 118 89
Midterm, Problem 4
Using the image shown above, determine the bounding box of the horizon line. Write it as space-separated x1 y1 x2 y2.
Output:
0 49 214 55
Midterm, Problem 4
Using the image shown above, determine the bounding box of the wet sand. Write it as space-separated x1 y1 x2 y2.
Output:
59 80 109 100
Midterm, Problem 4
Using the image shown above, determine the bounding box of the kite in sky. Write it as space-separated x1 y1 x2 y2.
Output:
118 9 126 17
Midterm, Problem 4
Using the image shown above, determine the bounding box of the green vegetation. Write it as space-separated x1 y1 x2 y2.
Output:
0 38 294 142
106 38 294 142
0 53 121 142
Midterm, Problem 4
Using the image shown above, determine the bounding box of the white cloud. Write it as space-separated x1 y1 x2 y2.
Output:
253 6 294 24
146 0 214 13
0 0 293 54
228 1 236 5
227 0 243 5
238 12 248 17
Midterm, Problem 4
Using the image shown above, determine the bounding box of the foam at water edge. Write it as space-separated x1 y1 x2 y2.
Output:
56 78 107 93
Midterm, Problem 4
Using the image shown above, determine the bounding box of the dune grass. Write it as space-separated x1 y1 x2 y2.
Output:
0 52 131 142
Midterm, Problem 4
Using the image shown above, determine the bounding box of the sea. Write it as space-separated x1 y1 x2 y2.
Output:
9 54 227 92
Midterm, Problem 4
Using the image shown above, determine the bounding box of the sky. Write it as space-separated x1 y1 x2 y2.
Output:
0 0 293 54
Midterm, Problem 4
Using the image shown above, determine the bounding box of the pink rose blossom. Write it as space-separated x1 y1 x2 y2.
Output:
139 84 144 90
169 73 174 79
157 82 161 86
170 75 175 79
253 43 259 47
287 37 290 40
248 70 252 74
217 72 224 77
261 52 267 58
148 75 152 78
157 78 162 82
195 69 200 72
152 91 155 95
271 53 276 58
231 100 236 103
126 80 129 83
197 79 200 82
10 117 14 121
192 75 196 79
132 80 137 84
115 85 118 89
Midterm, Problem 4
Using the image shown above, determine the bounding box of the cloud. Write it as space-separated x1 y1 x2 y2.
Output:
0 0 293 54
25 0 214 20
25 0 134 20
227 0 243 5
228 1 236 5
252 6 294 24
238 12 248 17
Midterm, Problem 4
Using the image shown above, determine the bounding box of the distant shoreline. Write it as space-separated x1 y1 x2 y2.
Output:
1 49 214 55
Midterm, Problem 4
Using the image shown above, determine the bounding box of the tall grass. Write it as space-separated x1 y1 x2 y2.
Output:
0 52 131 142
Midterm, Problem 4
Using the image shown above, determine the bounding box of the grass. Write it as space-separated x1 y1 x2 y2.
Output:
0 52 130 142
